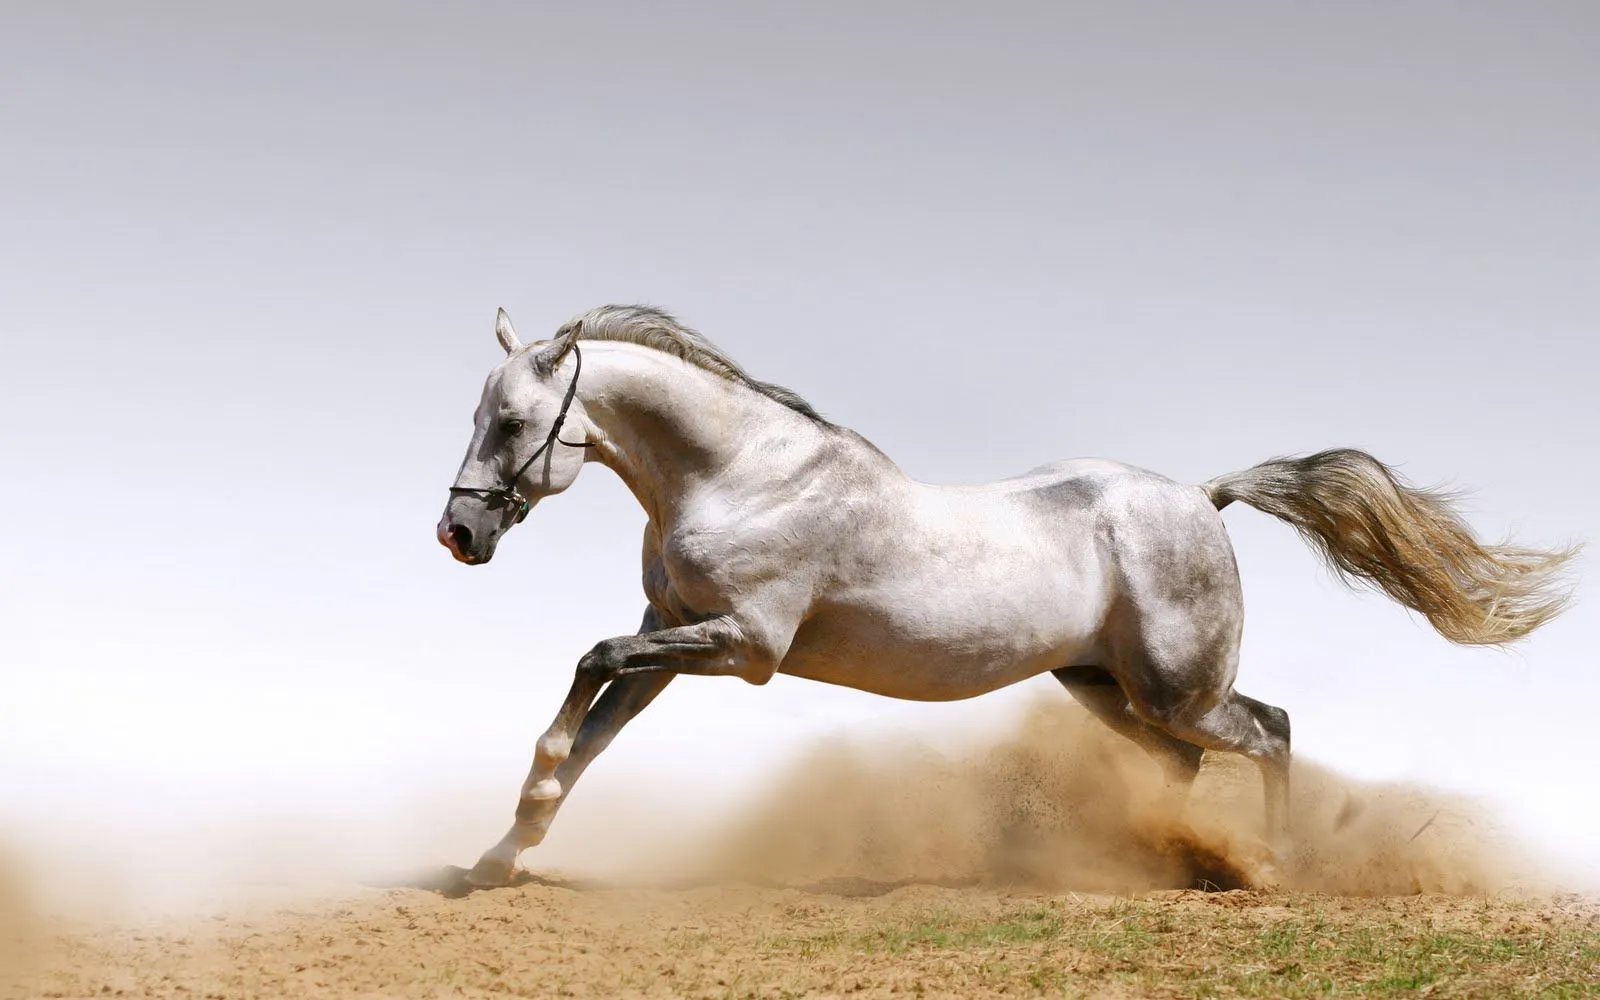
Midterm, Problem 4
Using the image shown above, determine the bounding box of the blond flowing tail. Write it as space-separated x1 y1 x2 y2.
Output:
1205 449 1578 646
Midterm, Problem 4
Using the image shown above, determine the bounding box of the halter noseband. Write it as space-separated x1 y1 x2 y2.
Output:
447 343 593 524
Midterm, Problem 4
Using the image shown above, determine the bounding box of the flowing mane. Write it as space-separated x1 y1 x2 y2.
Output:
550 304 830 425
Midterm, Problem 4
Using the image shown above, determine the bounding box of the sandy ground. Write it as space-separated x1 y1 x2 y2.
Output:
6 702 1597 998
10 879 1599 999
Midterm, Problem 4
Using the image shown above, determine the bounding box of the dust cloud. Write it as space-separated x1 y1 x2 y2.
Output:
0 696 1565 938
0 845 41 989
704 698 1551 897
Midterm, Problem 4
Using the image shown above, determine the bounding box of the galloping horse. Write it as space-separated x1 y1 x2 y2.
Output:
439 305 1574 887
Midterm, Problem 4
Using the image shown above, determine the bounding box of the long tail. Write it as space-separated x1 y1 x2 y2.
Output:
1204 448 1578 646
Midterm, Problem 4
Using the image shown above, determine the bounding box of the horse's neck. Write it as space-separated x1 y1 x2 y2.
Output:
580 346 830 527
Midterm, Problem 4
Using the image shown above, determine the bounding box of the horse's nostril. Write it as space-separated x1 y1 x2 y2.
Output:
449 524 473 552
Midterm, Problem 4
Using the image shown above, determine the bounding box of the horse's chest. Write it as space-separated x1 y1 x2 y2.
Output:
644 517 798 620
662 530 760 599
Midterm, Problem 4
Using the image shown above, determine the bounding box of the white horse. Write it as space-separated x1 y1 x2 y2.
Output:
439 305 1575 888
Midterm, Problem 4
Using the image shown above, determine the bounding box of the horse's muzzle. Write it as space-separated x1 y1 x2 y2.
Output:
438 520 487 565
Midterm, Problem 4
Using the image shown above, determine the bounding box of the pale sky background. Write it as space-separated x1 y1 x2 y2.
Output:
1 2 1596 907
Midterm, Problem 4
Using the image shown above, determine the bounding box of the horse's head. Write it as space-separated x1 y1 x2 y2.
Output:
438 309 592 565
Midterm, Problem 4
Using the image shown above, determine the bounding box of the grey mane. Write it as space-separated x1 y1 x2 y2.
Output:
554 304 831 426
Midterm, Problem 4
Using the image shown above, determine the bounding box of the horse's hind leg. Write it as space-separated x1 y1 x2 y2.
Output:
1115 644 1292 847
1229 692 1292 841
1052 666 1204 791
1161 688 1291 846
1106 499 1292 851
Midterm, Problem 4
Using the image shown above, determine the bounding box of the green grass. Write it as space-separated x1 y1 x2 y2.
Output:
768 896 1600 998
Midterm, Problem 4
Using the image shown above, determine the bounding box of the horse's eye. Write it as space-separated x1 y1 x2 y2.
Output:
500 419 525 437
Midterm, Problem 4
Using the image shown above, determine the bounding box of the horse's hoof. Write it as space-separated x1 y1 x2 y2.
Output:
1242 839 1291 891
464 856 516 888
1250 856 1286 891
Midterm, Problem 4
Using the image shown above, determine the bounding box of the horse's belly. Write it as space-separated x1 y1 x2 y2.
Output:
777 652 1066 701
775 590 1103 702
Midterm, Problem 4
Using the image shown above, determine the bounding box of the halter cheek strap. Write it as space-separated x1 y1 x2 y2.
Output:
447 343 594 523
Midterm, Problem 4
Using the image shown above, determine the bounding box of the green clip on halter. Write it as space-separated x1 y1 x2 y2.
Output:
447 344 592 524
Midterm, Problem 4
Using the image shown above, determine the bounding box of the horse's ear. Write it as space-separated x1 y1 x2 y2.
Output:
495 307 522 355
533 320 582 374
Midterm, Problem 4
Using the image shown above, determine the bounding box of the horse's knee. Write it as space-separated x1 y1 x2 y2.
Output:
577 641 621 680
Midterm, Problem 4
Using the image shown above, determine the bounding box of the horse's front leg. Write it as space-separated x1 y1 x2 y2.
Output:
467 672 673 885
467 613 777 887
